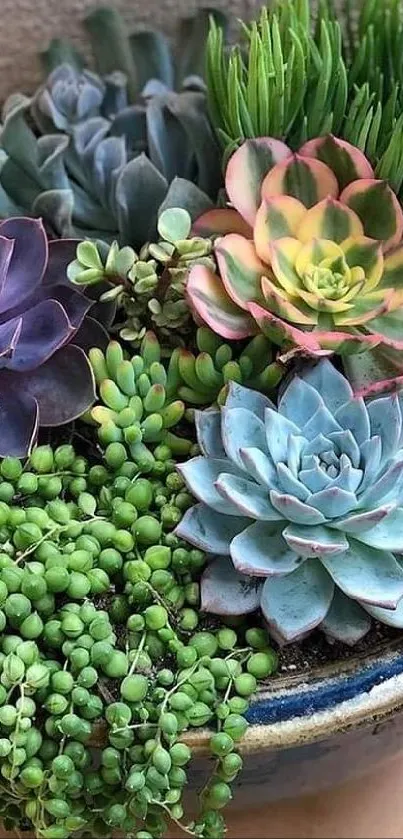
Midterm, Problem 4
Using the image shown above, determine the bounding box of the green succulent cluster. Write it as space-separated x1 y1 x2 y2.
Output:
175 328 284 407
0 444 277 839
87 333 196 470
68 208 214 345
207 0 403 187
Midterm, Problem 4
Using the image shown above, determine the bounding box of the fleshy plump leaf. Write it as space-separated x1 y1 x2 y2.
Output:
225 138 291 226
201 557 263 616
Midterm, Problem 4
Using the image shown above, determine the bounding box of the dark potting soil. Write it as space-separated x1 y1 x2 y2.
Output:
274 623 403 680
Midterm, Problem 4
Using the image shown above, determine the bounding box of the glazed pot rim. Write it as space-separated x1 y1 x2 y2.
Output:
185 639 403 755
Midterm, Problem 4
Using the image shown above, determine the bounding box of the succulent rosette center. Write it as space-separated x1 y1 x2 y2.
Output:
176 360 403 645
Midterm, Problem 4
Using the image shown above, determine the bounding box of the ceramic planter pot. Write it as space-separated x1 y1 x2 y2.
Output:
183 637 403 809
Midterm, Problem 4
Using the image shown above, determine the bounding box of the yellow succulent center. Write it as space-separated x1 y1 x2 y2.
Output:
302 254 365 302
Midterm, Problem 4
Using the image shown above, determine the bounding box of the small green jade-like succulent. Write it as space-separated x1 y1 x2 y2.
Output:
188 134 403 390
68 208 215 344
0 6 226 247
87 333 194 471
177 359 403 645
175 327 284 407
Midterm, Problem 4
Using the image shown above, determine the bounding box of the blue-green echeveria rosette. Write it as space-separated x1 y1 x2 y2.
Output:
176 360 403 645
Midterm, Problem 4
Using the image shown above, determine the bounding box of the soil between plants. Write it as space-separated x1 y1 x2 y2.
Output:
274 623 403 680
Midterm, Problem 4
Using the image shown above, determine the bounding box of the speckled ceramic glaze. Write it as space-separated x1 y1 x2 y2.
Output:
186 639 403 806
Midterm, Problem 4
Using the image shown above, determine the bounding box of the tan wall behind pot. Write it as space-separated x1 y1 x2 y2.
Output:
0 0 266 101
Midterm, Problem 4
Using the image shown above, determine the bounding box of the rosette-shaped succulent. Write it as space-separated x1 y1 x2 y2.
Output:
0 217 106 457
177 359 403 644
188 135 403 359
31 64 105 133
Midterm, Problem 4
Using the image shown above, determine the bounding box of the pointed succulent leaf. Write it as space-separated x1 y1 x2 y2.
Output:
362 598 403 628
225 380 274 419
11 345 95 427
306 486 358 518
340 179 403 251
175 503 249 555
239 448 279 490
115 155 168 248
265 407 300 462
187 265 257 340
192 208 252 239
201 557 263 616
215 235 265 310
299 136 374 191
195 410 225 458
278 376 324 427
0 218 48 314
262 154 339 208
225 138 292 226
334 397 370 445
253 196 306 262
230 522 303 577
331 505 395 535
247 302 329 355
296 198 363 244
351 508 403 552
367 395 402 464
320 589 371 645
302 359 353 413
215 473 281 521
283 524 349 558
322 540 403 609
261 560 335 644
221 407 267 470
270 490 326 525
0 382 39 457
177 456 243 514
6 300 73 372
158 177 213 223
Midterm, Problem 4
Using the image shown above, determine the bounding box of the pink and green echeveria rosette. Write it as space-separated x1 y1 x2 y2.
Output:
187 135 403 370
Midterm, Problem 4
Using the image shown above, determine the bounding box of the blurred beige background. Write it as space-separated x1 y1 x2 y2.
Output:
0 0 265 100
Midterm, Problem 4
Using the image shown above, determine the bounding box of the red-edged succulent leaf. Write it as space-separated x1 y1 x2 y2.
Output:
225 138 291 227
248 301 328 354
0 382 39 457
254 196 306 262
299 135 374 191
344 347 403 397
340 180 403 252
14 344 96 426
192 209 252 238
0 218 48 314
262 154 339 208
261 276 317 325
187 264 257 340
215 234 265 310
297 198 363 244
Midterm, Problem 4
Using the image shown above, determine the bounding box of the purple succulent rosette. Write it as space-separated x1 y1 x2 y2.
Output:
176 360 403 645
0 217 107 457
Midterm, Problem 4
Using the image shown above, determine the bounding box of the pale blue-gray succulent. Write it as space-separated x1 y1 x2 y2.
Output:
177 360 403 645
0 7 225 246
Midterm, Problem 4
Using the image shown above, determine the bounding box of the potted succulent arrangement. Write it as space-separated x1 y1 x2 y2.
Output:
1 0 403 837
